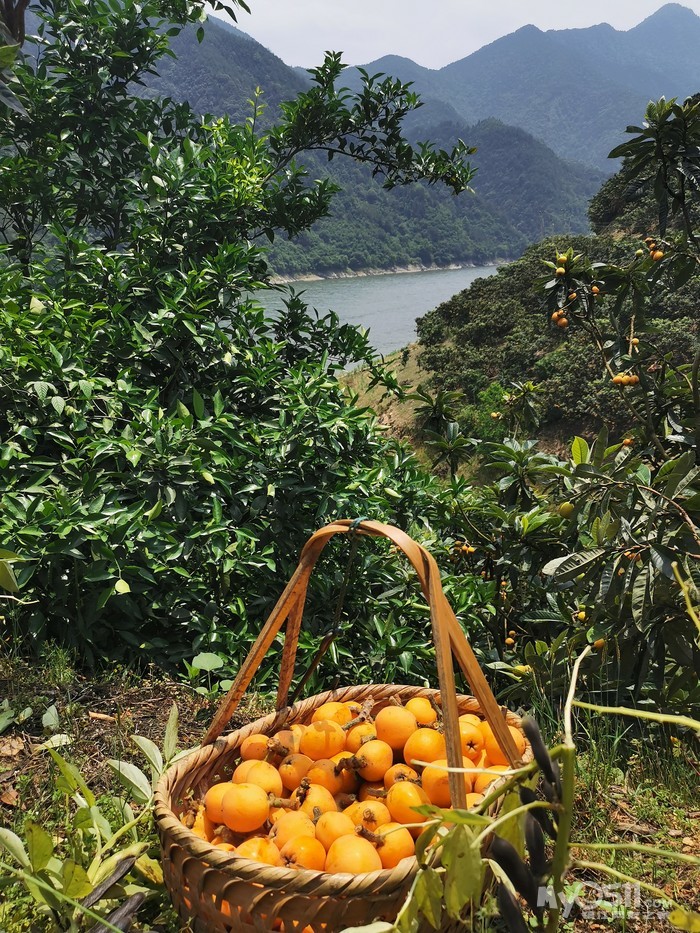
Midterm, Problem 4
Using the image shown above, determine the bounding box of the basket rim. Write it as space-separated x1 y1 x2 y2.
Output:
154 683 532 892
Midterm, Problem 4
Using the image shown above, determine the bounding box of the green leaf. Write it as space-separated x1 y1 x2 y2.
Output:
541 548 607 582
591 425 609 467
73 804 112 842
0 560 19 593
493 789 525 856
441 825 484 917
0 43 19 68
414 866 443 929
41 704 60 734
192 388 205 419
131 734 163 777
26 821 54 871
414 823 440 863
0 828 30 868
50 396 65 416
34 733 73 751
33 381 52 401
106 759 153 803
60 859 93 898
342 925 395 933
192 652 224 672
48 750 96 806
145 500 162 521
649 544 676 578
571 436 590 465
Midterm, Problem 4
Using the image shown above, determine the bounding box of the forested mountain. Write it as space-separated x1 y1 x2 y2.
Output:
138 16 603 275
270 120 602 276
347 4 700 171
143 17 311 125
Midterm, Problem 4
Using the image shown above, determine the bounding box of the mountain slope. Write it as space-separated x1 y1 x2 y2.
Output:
144 20 310 124
348 3 700 171
135 16 602 275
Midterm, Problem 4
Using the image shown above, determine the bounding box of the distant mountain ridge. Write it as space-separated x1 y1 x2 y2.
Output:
139 16 603 275
345 3 700 171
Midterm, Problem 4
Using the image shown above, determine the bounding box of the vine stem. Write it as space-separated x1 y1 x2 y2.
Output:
574 841 700 866
572 700 700 735
544 646 591 933
571 859 683 912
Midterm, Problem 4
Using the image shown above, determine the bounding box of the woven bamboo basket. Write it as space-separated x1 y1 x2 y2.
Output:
155 520 532 933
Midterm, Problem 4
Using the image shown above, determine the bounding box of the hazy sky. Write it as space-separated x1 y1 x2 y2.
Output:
214 1 700 69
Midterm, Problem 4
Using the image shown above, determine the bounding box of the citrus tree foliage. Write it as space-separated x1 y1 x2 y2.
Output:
0 0 475 667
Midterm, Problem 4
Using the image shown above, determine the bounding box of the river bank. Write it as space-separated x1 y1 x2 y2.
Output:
269 258 511 285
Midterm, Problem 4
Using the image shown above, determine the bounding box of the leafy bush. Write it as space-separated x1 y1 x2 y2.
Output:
0 0 475 671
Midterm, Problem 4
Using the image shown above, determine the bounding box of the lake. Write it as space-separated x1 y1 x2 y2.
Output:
254 265 499 356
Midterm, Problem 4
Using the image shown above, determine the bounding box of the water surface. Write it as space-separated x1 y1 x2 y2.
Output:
256 265 499 356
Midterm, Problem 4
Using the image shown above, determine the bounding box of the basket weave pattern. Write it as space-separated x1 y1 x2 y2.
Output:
155 684 531 933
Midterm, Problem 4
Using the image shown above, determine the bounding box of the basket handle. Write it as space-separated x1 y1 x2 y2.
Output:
202 521 521 804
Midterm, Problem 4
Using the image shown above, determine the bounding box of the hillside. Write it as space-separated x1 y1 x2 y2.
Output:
143 20 311 125
139 16 603 275
269 120 602 276
346 4 700 171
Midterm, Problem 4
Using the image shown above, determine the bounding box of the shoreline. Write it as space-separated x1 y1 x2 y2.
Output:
269 259 510 285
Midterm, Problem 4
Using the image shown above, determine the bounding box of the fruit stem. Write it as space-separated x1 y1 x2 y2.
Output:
428 694 443 723
341 699 375 730
334 792 357 810
268 795 298 810
334 754 364 774
355 825 385 847
267 738 292 757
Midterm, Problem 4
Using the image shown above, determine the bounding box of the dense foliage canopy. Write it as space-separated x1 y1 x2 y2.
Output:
0 0 474 672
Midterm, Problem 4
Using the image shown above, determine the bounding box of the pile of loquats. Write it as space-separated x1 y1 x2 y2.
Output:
180 696 526 877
